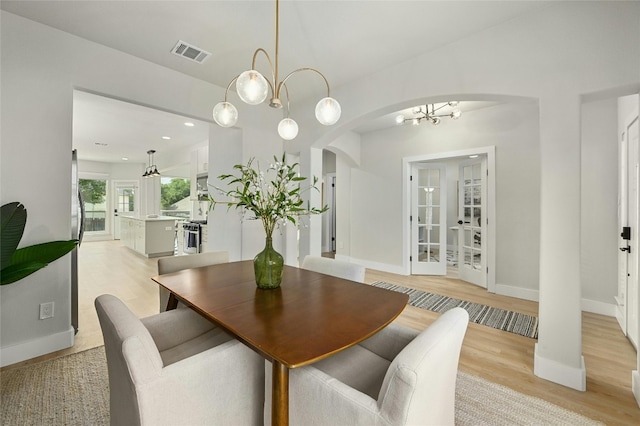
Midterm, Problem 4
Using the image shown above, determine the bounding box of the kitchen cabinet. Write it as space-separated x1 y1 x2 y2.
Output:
176 220 186 255
190 145 209 200
200 224 208 252
120 216 176 258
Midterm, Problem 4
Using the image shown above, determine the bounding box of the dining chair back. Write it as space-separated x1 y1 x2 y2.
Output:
96 294 265 426
301 255 366 283
265 307 469 425
157 251 229 311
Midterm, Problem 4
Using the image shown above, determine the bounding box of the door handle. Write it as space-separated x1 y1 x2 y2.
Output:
620 246 631 253
457 220 463 225
621 226 631 240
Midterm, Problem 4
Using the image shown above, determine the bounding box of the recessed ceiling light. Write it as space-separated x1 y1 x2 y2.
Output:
184 122 195 127
162 136 171 140
122 157 129 161
469 155 479 158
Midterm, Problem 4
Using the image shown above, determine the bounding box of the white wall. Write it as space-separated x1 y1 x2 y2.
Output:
0 10 272 366
207 126 243 261
580 98 619 311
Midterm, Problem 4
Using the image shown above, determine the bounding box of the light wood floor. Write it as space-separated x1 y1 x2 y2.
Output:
3 241 639 424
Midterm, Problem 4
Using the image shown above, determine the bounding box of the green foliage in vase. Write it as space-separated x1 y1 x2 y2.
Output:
1 202 78 285
209 153 328 237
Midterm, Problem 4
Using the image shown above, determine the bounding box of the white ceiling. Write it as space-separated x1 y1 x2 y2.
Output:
73 91 210 165
2 1 551 165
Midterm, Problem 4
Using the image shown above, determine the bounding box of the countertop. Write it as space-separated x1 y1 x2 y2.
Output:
119 215 178 222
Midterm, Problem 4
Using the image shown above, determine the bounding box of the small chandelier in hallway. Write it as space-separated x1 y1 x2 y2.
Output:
396 102 462 126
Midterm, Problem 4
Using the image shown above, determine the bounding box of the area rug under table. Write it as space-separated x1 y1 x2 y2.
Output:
1 346 604 426
372 281 539 339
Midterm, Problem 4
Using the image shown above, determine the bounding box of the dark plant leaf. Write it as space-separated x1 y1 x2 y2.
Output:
1 261 48 285
1 202 26 270
7 240 78 268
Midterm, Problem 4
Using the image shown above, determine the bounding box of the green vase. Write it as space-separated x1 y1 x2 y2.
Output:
253 236 284 289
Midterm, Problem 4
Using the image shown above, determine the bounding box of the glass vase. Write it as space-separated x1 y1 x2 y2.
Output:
253 236 284 289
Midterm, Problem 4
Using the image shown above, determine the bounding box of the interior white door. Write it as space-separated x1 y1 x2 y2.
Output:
617 114 639 349
617 123 630 333
411 163 447 275
457 158 487 287
113 181 138 240
628 117 639 348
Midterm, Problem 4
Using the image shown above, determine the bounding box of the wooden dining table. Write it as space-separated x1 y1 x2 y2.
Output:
151 260 408 426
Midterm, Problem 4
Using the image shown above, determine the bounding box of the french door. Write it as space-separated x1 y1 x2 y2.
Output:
411 163 447 275
113 180 139 240
457 158 487 287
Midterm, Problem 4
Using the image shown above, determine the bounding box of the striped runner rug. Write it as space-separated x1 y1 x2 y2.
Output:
371 281 539 339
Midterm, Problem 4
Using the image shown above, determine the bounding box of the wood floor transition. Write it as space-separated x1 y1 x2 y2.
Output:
2 240 639 424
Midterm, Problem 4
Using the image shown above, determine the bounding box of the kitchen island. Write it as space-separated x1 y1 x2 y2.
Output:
120 216 176 258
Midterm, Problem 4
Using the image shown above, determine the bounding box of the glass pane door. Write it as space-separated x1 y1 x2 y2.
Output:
458 158 487 287
80 178 108 234
113 181 138 240
412 163 447 275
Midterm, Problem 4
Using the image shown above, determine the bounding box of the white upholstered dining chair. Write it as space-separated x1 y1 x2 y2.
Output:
301 255 366 283
264 307 469 426
157 250 229 311
95 293 264 426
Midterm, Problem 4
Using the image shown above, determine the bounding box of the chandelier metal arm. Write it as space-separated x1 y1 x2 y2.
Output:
251 47 277 95
276 67 332 101
281 82 291 117
430 103 450 114
223 75 239 102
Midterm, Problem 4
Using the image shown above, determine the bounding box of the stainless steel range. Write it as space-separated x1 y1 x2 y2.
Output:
183 220 206 254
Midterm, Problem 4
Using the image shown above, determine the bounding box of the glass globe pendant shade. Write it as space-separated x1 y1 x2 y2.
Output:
213 102 238 127
395 115 405 125
315 97 341 126
236 70 269 105
278 118 299 140
451 109 462 120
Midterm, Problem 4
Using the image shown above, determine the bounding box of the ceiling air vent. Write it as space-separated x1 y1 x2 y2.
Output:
171 40 211 64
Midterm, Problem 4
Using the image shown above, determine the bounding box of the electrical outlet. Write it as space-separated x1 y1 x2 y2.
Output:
39 302 54 320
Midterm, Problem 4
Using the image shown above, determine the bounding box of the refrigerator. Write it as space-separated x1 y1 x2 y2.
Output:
71 150 85 334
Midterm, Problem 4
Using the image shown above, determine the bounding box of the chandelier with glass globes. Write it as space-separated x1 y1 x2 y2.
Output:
212 0 341 140
396 102 462 126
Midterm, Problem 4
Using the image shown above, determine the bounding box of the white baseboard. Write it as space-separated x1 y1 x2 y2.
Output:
494 283 539 302
494 283 616 317
632 370 640 408
335 255 407 276
0 327 75 368
534 343 587 391
581 298 617 317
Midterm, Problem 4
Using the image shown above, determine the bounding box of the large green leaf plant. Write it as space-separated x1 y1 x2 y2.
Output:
1 202 78 285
